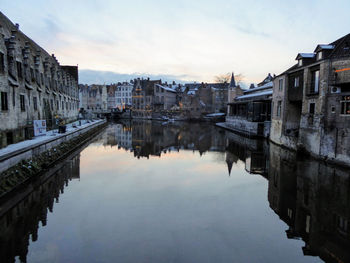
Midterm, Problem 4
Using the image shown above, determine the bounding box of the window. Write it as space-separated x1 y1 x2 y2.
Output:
317 52 322 60
0 52 4 73
279 79 283 91
276 101 282 117
20 94 25 111
30 68 35 82
298 60 303 66
310 70 320 93
1 92 8 111
294 77 299 88
341 96 350 115
16 61 23 79
309 103 315 114
33 97 37 110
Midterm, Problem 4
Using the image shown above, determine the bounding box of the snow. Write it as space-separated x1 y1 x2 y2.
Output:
206 113 225 117
236 90 273 100
0 119 104 159
318 45 334 50
298 53 315 58
155 84 176 93
244 81 273 94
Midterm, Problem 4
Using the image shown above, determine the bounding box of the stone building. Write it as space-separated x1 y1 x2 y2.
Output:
132 78 161 119
0 12 79 148
153 84 177 111
270 33 350 166
225 73 274 137
78 84 107 112
107 84 117 110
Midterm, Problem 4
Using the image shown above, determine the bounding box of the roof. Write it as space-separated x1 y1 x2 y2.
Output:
296 53 315 60
244 81 273 94
155 84 176 93
314 44 335 52
235 90 273 100
229 73 236 88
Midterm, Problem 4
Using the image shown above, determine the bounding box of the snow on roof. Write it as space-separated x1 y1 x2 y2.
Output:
318 44 335 50
199 100 206 107
187 90 196 95
236 90 273 100
155 84 176 93
244 81 273 94
298 53 315 58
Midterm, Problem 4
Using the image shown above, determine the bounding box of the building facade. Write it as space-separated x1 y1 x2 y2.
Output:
225 73 273 137
115 82 133 110
0 12 79 148
270 33 350 165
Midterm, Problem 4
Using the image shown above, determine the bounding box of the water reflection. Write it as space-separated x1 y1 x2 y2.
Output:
0 155 80 263
0 120 349 263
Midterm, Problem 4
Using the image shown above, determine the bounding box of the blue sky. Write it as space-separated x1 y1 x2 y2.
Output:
1 0 350 84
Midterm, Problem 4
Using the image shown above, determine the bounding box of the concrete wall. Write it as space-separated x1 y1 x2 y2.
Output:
0 120 106 173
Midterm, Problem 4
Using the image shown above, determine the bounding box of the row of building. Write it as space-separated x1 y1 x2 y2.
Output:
224 33 350 166
0 12 79 148
79 78 230 120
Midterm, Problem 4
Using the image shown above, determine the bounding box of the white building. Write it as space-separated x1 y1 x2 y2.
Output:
115 82 133 110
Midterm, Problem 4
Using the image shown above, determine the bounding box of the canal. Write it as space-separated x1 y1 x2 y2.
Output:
1 121 349 263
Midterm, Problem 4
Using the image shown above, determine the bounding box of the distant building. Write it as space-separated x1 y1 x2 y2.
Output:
132 78 161 119
270 33 350 165
115 82 133 110
153 84 177 111
225 73 274 137
0 12 79 148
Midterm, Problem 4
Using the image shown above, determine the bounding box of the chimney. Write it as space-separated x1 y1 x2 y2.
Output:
15 23 19 30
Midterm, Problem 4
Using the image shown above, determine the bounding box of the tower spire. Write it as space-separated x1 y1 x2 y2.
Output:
229 72 236 88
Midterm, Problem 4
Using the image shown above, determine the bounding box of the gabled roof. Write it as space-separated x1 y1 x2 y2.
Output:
314 44 335 52
295 53 315 60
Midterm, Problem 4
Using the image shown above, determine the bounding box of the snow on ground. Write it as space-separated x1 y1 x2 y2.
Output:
0 119 104 159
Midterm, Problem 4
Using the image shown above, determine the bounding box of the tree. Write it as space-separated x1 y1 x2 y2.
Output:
214 72 244 85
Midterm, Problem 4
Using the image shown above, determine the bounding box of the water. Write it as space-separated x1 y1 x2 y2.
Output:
1 121 349 263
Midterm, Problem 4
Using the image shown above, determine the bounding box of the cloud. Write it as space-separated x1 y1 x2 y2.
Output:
78 69 192 85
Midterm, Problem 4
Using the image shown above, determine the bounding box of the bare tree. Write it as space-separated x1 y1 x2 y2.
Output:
214 72 244 85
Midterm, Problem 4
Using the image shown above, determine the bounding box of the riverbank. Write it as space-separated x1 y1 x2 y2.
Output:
0 119 107 198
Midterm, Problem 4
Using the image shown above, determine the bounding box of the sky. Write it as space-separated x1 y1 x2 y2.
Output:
1 0 350 85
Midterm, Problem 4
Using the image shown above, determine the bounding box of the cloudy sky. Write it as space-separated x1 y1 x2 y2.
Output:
1 0 350 85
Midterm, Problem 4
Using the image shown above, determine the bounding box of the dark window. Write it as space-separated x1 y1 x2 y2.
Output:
16 61 23 79
341 95 350 115
41 73 44 85
309 103 315 114
56 100 59 110
1 92 8 110
20 95 25 111
33 96 38 110
30 68 35 82
0 52 4 73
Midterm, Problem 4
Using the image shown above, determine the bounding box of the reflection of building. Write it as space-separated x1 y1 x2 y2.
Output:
102 121 228 159
268 143 350 263
0 154 80 263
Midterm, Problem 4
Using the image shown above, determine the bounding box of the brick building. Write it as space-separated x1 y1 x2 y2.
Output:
0 12 79 148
